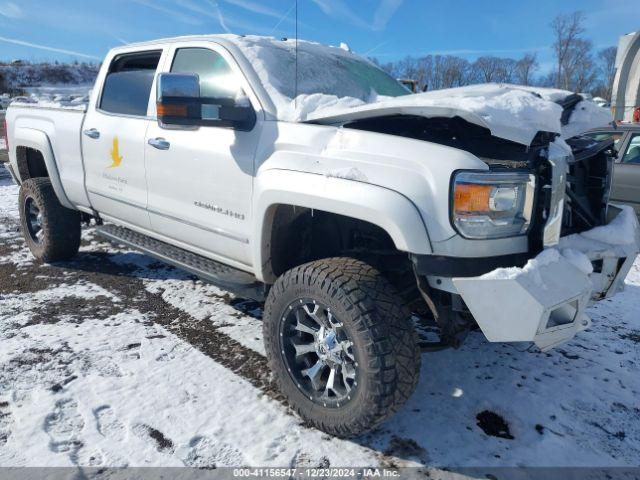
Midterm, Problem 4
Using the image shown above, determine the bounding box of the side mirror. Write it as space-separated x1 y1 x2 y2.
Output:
156 72 256 130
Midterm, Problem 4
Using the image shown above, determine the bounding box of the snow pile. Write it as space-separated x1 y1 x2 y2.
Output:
563 100 612 139
283 93 366 122
306 84 612 145
575 205 638 246
482 248 567 288
350 84 566 145
516 85 613 139
559 205 640 258
483 205 639 282
231 36 611 144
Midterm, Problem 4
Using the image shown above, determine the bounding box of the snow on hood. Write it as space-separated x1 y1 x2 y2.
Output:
512 85 614 139
230 36 611 146
306 84 613 146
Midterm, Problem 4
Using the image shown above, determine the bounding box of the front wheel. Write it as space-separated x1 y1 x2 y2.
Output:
18 178 81 263
263 258 421 437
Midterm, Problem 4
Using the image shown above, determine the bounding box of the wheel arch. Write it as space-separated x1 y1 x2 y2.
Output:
12 127 74 209
253 169 432 283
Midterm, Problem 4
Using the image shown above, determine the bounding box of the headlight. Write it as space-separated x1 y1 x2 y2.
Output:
451 171 536 239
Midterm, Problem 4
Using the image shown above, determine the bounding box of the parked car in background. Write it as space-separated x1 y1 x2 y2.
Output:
582 125 640 213
397 78 419 93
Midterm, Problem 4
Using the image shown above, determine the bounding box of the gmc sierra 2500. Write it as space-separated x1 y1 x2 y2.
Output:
5 35 639 437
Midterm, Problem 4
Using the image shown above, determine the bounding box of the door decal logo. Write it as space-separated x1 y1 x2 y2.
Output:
108 137 123 169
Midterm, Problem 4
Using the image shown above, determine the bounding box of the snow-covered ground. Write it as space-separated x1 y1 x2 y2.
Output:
0 166 639 470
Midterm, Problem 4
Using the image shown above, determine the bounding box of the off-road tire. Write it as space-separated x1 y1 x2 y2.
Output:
19 178 81 263
264 257 421 437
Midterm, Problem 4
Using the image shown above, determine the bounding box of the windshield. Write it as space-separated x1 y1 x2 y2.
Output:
234 36 409 120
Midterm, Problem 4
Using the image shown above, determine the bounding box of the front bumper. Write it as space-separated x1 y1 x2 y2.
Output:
452 205 639 351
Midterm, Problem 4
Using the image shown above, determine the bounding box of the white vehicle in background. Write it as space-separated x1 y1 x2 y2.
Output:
593 96 610 108
612 30 640 123
4 35 639 437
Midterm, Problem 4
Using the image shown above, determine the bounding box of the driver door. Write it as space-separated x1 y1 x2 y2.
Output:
144 43 263 268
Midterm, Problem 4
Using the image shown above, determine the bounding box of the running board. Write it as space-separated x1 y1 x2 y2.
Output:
96 224 265 301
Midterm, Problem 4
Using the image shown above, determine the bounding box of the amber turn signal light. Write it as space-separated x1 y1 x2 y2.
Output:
157 103 188 117
453 183 492 213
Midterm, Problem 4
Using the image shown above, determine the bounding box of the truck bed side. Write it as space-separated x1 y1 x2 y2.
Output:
7 104 91 210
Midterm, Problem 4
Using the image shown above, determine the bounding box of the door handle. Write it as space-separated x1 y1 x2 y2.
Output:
83 128 100 139
148 138 170 150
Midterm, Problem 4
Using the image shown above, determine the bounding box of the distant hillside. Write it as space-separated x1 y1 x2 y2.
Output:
0 61 100 95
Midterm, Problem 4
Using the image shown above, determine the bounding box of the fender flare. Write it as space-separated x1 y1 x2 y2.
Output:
253 169 432 283
12 127 75 210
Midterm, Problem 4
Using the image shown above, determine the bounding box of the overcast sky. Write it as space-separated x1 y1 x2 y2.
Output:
0 0 637 72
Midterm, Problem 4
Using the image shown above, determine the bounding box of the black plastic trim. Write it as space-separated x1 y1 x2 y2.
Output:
411 252 532 278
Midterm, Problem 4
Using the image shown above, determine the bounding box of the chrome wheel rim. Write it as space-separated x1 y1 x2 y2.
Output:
280 299 359 408
25 197 44 244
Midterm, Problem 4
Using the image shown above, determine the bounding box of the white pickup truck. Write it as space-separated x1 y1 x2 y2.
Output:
5 35 639 437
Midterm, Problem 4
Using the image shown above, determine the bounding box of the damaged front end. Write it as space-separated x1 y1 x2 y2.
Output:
454 137 639 351
328 104 636 351
454 205 639 350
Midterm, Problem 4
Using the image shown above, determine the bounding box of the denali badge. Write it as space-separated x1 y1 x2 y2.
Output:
194 201 245 220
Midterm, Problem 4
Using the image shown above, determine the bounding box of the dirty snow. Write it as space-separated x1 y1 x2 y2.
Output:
1 168 639 469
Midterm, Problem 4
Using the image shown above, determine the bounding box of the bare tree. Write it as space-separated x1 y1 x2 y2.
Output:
472 56 503 83
394 56 432 90
597 46 617 100
496 58 518 83
370 14 614 97
551 11 586 89
514 53 538 85
563 38 597 92
432 55 471 89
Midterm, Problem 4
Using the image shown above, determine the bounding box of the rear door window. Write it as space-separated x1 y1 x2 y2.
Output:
583 131 625 151
622 134 640 164
100 51 162 116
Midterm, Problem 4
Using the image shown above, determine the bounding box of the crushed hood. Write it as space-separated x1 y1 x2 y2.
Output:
305 84 613 147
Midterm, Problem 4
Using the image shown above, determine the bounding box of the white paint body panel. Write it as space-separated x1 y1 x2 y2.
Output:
7 107 88 208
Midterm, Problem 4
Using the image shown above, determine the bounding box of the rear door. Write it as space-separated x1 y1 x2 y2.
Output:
611 132 640 213
82 48 166 229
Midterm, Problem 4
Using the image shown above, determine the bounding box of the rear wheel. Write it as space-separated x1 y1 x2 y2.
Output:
19 178 81 263
263 257 421 437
